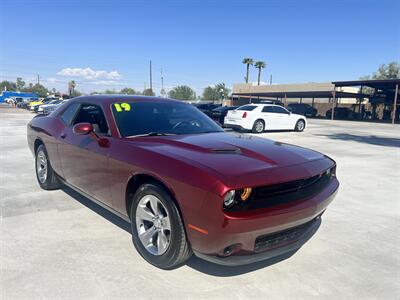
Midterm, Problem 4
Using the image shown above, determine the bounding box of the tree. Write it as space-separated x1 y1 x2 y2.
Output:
203 83 230 100
120 87 138 95
0 81 17 91
372 62 400 79
25 83 49 97
202 86 220 100
143 88 155 96
215 83 230 99
16 77 25 91
242 58 254 83
68 80 76 96
168 85 195 101
254 61 266 86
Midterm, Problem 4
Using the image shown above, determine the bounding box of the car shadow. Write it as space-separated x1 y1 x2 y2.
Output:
62 185 132 234
61 185 321 276
316 133 400 148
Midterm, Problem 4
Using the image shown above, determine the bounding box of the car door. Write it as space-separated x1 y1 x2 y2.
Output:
261 105 279 129
59 103 112 205
272 106 292 129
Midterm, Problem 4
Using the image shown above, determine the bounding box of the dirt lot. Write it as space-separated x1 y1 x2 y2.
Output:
1 105 399 299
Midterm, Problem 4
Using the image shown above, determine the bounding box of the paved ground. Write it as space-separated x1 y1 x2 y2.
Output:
1 105 399 299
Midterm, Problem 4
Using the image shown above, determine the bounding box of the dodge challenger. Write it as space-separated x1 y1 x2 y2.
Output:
27 95 339 269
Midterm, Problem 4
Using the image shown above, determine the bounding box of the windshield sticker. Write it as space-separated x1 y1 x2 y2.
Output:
114 103 131 112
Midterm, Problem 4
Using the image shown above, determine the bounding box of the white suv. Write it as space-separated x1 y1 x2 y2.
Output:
224 104 307 133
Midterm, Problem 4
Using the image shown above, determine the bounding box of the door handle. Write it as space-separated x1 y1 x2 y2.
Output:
60 133 67 139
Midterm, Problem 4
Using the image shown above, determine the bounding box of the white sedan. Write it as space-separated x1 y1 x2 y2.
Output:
224 104 307 133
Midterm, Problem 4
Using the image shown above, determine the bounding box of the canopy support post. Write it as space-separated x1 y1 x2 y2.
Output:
393 83 398 124
331 86 336 120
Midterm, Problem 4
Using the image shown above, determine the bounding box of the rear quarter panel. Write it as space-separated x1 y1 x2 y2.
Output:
28 115 65 176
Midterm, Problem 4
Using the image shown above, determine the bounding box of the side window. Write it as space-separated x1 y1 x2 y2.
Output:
73 104 110 135
262 106 274 113
60 103 80 125
273 106 289 114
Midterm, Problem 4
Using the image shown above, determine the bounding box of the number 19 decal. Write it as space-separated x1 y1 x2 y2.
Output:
114 103 131 112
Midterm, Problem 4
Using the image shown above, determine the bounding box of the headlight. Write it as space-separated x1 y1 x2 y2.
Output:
223 187 253 208
223 190 236 207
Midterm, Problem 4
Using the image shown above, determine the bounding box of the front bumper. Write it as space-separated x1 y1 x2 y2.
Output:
194 216 321 266
189 177 339 266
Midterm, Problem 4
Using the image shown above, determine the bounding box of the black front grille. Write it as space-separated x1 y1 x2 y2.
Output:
254 218 317 252
226 167 334 212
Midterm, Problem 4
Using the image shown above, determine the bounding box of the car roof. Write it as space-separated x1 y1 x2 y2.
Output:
243 103 282 107
67 95 184 106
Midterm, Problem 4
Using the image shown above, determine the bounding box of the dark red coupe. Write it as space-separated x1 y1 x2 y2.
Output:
27 95 339 269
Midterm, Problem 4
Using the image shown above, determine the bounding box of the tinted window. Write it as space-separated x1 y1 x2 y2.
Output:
60 103 80 125
237 105 257 111
73 104 110 135
262 106 275 113
112 102 223 137
273 106 289 114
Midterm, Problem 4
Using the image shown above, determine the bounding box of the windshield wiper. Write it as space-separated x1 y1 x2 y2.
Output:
126 132 177 138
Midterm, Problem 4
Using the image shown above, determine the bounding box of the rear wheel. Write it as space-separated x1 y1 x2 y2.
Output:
252 119 265 133
295 119 305 132
35 144 61 190
130 183 192 269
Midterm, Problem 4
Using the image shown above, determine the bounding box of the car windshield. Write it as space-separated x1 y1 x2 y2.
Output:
111 101 223 137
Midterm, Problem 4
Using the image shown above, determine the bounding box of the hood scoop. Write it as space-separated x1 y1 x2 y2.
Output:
210 147 242 154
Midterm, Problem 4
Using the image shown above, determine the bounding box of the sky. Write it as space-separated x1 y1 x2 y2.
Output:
0 0 399 95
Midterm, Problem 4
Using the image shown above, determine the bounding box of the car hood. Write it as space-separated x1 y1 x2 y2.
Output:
129 132 330 187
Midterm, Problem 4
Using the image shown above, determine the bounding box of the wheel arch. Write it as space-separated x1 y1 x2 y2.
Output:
34 137 44 154
125 173 181 220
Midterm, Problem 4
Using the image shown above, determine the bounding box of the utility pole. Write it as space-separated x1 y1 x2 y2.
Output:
37 74 40 85
269 74 272 85
149 60 153 92
160 68 166 97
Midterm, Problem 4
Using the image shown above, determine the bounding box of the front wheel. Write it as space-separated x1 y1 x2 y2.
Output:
130 183 192 269
294 120 305 132
35 144 61 190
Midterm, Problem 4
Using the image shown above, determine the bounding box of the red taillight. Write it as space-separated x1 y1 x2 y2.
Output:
242 112 247 118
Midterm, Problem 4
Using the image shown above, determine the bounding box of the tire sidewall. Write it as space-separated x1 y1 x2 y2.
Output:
253 120 264 133
130 183 188 269
295 120 305 132
35 144 50 189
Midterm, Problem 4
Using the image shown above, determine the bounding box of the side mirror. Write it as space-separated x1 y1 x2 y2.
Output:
73 122 93 135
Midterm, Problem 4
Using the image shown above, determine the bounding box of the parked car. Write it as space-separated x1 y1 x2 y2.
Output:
287 103 317 117
36 99 63 113
193 102 221 117
42 100 68 114
17 97 38 109
210 105 238 124
224 104 307 133
325 107 357 119
28 95 338 269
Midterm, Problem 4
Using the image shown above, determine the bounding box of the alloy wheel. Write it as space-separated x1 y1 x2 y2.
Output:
135 195 171 256
36 150 48 183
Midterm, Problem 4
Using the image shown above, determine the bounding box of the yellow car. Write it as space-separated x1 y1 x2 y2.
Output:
27 99 44 110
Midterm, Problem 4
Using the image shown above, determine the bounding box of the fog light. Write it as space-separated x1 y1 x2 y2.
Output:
223 190 236 207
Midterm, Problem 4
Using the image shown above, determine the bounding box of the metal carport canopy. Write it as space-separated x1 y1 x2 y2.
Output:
332 79 400 124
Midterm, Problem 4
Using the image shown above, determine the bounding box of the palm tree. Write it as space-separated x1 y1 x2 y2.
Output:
242 58 254 83
254 61 266 86
68 80 76 96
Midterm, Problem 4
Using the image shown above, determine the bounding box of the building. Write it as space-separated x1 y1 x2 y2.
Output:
230 80 400 123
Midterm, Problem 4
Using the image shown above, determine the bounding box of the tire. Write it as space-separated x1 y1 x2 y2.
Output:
35 144 61 190
295 119 305 132
252 119 265 133
130 183 192 269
